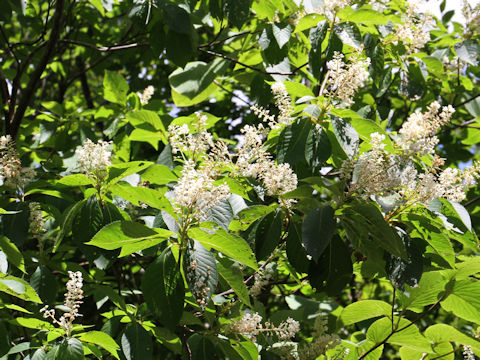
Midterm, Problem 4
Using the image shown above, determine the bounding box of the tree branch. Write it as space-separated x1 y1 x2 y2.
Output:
61 39 149 52
7 0 65 138
198 47 308 76
454 93 480 108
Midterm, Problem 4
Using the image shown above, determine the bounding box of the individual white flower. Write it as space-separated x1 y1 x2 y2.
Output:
75 139 112 180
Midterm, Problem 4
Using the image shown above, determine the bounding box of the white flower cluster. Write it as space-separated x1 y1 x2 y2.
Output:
271 82 293 126
41 271 84 336
343 101 480 204
168 113 214 158
462 0 480 36
75 139 112 180
249 268 273 297
29 202 45 236
393 1 435 53
397 101 455 156
251 82 293 129
322 0 352 15
463 345 475 360
237 125 298 198
0 135 35 190
297 316 341 360
227 312 299 343
173 160 230 221
326 52 371 107
138 85 154 105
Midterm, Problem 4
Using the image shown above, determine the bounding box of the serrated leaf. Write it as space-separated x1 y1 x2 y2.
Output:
218 260 251 306
110 182 174 213
86 221 173 256
104 70 128 106
302 205 336 261
334 22 362 49
338 300 392 327
441 279 480 324
455 40 479 65
272 23 292 49
141 248 184 330
79 331 119 359
254 211 283 261
188 227 257 270
57 174 95 186
277 118 312 165
121 323 153 360
229 205 277 232
425 324 480 351
140 164 177 185
0 235 24 272
183 240 218 308
0 275 41 303
331 116 359 158
30 266 58 304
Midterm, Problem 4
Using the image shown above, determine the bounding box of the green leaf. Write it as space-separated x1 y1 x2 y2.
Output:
71 196 124 245
331 116 359 158
0 235 24 272
104 70 129 106
217 260 251 306
57 174 95 186
295 13 326 33
367 317 432 353
224 0 252 28
229 205 277 232
86 221 173 256
254 211 283 261
0 274 41 303
272 23 292 49
305 126 331 174
345 8 388 25
188 227 257 270
141 248 184 330
302 205 336 262
286 220 310 273
30 266 58 304
126 110 166 132
121 323 153 360
421 56 444 77
10 317 56 331
140 164 177 185
398 271 447 312
455 40 479 65
171 83 216 106
109 182 174 214
49 337 84 360
425 324 480 351
169 59 227 100
183 240 218 308
308 21 329 78
441 279 480 324
333 22 362 49
187 334 217 360
78 331 119 359
338 300 392 327
349 203 408 260
277 118 312 165
307 235 352 296
104 161 153 190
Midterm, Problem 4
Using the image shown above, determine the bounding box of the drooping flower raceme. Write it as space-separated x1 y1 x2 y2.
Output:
0 135 35 190
227 312 299 343
393 1 435 53
29 202 46 236
326 51 371 107
270 82 293 126
75 139 112 181
138 85 154 105
396 101 455 156
41 271 84 337
173 160 230 221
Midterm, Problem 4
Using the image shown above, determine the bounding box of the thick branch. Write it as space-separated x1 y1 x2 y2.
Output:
7 0 65 138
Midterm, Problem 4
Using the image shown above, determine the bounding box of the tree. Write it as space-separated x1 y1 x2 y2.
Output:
1 0 480 358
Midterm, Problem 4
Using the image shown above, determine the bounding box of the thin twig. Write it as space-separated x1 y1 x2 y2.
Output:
213 80 252 107
61 39 148 52
454 93 480 108
198 47 307 76
198 30 254 48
